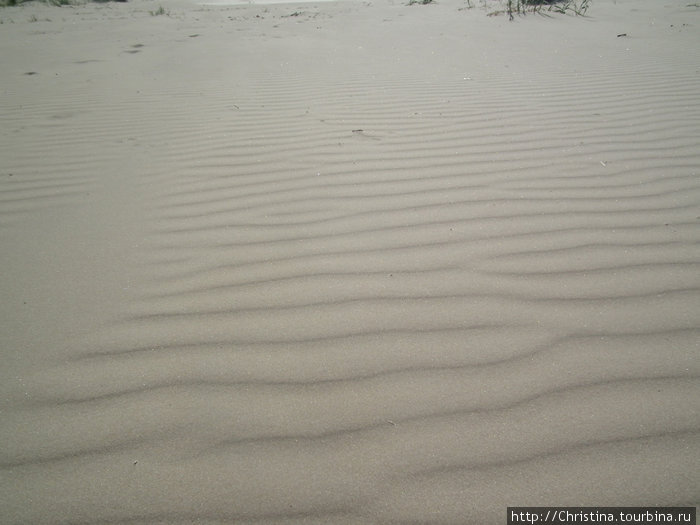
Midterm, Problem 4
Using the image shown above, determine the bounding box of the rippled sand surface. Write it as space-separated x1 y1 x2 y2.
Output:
1 0 699 522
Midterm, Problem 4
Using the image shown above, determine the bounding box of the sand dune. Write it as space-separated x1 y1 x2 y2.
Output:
1 0 699 522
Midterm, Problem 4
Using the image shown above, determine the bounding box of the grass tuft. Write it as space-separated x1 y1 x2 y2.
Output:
506 0 590 19
149 4 167 15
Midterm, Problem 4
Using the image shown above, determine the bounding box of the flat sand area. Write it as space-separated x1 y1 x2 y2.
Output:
1 0 699 522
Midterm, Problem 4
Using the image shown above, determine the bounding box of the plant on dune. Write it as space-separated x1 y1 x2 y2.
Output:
149 4 167 15
507 0 590 19
547 0 589 15
565 0 590 15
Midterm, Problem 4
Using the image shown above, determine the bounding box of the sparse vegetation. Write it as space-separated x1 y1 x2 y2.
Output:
552 0 589 15
506 0 590 19
149 5 167 15
408 0 434 5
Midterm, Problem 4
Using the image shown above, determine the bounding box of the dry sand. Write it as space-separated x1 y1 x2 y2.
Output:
1 0 699 522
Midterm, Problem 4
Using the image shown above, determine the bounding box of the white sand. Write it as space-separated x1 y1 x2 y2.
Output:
1 0 699 522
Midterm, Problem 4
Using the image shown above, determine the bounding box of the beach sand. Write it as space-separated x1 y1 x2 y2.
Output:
1 0 699 522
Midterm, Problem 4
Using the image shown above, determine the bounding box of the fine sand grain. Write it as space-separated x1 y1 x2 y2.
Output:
1 0 699 522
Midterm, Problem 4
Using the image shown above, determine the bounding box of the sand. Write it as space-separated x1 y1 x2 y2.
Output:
1 0 699 522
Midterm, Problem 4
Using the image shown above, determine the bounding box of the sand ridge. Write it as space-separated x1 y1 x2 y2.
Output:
1 0 699 522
